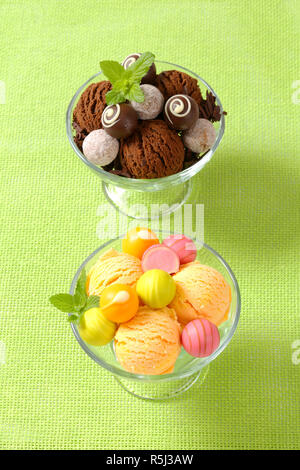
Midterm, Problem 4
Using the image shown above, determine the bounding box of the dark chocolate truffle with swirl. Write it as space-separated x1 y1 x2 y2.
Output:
101 103 138 139
122 53 156 84
164 94 199 130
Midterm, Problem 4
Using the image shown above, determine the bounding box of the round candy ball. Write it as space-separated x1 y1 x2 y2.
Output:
79 307 117 346
122 227 159 260
182 318 220 358
136 269 176 309
162 234 197 264
183 118 216 153
122 53 156 84
131 85 164 120
101 103 138 139
141 244 180 274
164 94 199 130
100 284 139 323
82 129 119 166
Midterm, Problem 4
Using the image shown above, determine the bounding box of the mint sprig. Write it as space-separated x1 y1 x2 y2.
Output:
100 51 155 105
100 61 125 85
49 270 100 324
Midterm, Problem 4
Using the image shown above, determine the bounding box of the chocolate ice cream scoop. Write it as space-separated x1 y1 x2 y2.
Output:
156 70 203 107
120 120 184 179
73 80 112 134
72 121 87 152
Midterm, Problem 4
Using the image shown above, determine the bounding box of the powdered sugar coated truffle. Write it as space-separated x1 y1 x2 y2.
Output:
183 118 216 154
82 129 119 166
131 85 164 120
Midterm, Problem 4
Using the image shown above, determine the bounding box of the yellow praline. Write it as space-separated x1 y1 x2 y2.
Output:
136 269 176 309
79 307 116 346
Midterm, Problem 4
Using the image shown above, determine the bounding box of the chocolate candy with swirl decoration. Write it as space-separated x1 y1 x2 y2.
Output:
122 53 156 85
101 103 138 139
164 94 199 131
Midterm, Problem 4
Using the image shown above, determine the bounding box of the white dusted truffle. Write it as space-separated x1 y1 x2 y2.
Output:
183 118 216 154
82 129 119 166
131 84 164 120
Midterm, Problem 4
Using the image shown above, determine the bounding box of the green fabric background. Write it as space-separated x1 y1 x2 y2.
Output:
0 0 299 450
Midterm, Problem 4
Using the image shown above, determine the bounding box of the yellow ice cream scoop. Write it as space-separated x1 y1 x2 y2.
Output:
170 261 231 327
136 269 176 308
86 249 143 297
79 307 117 346
115 306 181 375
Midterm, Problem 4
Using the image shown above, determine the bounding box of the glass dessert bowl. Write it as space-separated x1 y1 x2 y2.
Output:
66 61 225 220
69 232 240 401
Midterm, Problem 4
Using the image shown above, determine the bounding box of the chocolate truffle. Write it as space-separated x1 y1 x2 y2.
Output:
156 70 203 107
101 103 138 139
120 120 184 179
122 53 156 84
164 94 199 130
73 80 112 134
82 129 119 166
183 118 216 154
131 85 164 120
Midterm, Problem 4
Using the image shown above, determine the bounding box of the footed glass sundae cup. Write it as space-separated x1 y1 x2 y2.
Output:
70 232 240 401
66 61 225 219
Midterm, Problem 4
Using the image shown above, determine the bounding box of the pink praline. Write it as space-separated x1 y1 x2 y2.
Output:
162 234 197 264
181 319 220 358
141 244 180 274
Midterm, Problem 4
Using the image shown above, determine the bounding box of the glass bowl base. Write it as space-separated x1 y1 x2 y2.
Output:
113 365 210 401
102 180 192 220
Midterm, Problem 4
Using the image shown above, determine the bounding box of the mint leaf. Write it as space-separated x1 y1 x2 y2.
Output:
74 291 86 311
99 52 155 105
76 269 87 295
67 314 80 323
100 60 125 84
105 89 127 105
50 294 74 313
127 52 155 84
50 269 98 325
73 269 87 310
127 83 144 102
85 295 100 310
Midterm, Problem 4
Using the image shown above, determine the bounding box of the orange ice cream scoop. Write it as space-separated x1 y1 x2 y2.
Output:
115 306 181 375
169 262 231 327
86 249 143 296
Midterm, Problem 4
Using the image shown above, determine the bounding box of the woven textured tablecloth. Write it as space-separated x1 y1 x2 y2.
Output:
0 0 299 450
